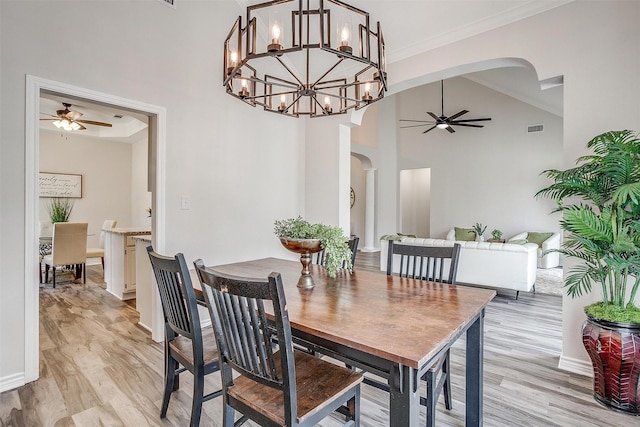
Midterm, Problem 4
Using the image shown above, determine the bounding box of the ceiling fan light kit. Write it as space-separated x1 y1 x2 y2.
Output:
223 0 387 118
40 102 113 132
400 80 492 134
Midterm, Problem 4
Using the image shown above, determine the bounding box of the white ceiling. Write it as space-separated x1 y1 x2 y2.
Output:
239 0 567 115
39 94 149 142
39 1 568 138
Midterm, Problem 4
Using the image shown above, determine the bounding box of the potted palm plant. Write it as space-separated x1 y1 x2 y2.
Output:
536 130 640 414
274 216 352 288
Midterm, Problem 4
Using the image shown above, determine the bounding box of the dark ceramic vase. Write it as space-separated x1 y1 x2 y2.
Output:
582 315 640 415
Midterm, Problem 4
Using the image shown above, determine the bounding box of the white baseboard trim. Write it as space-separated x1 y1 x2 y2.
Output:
558 353 593 377
0 372 25 393
360 248 379 253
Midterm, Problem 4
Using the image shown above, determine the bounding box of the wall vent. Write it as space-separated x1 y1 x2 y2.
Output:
528 124 544 133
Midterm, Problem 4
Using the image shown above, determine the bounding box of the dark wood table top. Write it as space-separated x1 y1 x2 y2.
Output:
204 257 496 369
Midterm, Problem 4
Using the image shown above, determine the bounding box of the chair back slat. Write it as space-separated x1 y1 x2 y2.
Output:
313 236 359 268
387 240 461 284
195 262 293 395
147 247 200 339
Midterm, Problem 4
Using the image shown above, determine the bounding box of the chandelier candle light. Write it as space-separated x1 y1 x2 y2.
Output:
223 0 387 118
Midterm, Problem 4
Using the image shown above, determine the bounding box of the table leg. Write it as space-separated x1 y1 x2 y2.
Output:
466 310 485 427
388 363 420 426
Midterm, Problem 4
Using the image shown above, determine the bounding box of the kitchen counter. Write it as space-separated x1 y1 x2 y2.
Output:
104 228 151 301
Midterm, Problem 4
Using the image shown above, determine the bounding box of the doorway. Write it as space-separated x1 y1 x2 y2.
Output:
24 75 167 383
399 168 431 237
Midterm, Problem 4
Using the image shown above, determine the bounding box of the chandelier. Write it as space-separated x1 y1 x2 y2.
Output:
223 0 387 118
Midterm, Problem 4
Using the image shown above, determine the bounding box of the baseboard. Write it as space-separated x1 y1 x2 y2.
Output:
558 353 593 377
0 372 25 393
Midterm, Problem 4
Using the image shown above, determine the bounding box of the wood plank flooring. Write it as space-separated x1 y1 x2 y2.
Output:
0 253 634 426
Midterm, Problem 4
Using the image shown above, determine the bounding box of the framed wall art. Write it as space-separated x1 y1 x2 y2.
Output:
39 172 83 198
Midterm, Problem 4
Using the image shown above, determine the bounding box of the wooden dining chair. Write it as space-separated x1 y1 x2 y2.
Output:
42 222 88 288
194 259 363 427
386 239 461 426
146 247 221 427
313 236 360 268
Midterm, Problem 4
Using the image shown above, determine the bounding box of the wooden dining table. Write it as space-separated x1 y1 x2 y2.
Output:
201 257 496 426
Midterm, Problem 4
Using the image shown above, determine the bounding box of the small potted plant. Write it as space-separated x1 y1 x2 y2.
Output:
274 216 352 287
488 229 504 242
48 198 74 223
471 222 487 241
536 130 640 414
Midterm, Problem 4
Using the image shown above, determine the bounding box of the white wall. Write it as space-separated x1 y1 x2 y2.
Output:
1 1 304 388
394 76 563 239
39 130 134 248
131 137 151 228
350 155 365 237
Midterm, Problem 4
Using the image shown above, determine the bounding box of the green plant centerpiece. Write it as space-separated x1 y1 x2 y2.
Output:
274 216 352 288
536 130 640 414
48 198 74 223
490 229 503 241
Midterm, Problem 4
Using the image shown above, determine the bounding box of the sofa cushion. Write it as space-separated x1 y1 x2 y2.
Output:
527 232 554 248
508 239 528 245
454 227 476 241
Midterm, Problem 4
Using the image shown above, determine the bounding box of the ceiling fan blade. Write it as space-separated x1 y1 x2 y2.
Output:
446 126 455 133
422 125 437 134
399 119 434 123
447 110 468 121
77 120 113 127
450 117 492 123
452 123 484 128
427 112 439 121
39 118 58 121
401 124 436 129
76 123 87 131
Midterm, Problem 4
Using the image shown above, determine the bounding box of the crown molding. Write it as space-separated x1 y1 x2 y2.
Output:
388 0 574 64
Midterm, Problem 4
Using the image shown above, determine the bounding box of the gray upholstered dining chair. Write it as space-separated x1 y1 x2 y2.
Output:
146 247 221 427
386 239 461 426
42 222 88 287
194 259 363 427
86 219 117 271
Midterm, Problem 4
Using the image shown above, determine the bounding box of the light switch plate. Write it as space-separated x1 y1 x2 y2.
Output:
181 195 191 210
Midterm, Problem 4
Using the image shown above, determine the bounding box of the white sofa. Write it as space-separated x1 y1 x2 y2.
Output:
380 236 538 297
508 231 560 269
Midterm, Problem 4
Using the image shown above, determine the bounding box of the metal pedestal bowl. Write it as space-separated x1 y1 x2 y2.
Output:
279 238 322 288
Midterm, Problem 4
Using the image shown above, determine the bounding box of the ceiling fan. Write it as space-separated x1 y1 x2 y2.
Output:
399 80 491 134
40 102 113 131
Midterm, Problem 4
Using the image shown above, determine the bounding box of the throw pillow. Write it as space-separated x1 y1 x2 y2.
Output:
527 232 554 248
508 239 528 245
454 227 476 241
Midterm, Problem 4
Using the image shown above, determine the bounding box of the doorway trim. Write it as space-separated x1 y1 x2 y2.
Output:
24 75 167 382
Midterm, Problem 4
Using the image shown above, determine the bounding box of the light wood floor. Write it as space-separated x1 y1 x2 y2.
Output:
0 254 633 426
